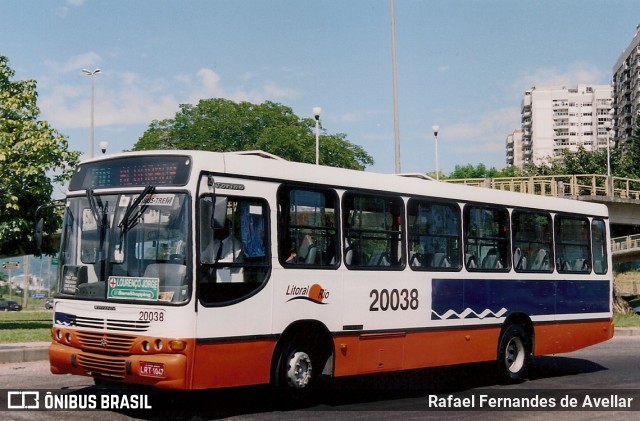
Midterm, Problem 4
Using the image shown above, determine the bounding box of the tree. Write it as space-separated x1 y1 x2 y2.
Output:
524 145 609 177
0 55 80 256
618 114 640 179
445 162 522 179
133 98 374 170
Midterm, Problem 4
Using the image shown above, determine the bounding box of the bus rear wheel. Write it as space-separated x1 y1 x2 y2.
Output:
497 324 531 384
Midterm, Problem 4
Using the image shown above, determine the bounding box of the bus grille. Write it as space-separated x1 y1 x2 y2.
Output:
55 312 150 332
76 331 136 353
106 318 150 332
76 353 126 379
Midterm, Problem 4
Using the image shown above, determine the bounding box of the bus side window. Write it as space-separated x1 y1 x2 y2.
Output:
407 199 461 271
591 218 608 275
464 205 510 272
342 192 405 269
511 210 553 273
555 215 591 274
277 187 339 267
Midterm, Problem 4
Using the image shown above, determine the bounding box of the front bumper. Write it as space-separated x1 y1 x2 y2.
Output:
49 342 188 389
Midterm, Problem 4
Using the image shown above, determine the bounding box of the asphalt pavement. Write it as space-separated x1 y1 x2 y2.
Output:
1 328 639 365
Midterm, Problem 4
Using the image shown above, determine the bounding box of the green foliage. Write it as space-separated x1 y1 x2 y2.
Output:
133 98 374 170
445 162 523 179
0 55 81 256
523 145 609 176
617 114 640 179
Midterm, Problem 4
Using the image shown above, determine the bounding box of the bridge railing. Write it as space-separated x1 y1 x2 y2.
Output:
446 174 640 199
612 234 640 253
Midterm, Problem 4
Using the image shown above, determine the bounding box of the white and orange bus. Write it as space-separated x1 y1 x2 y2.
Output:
49 150 613 392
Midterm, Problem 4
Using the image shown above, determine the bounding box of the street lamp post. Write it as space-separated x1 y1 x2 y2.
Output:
82 68 101 158
313 107 322 165
390 0 401 173
604 121 613 196
432 125 440 180
605 122 612 177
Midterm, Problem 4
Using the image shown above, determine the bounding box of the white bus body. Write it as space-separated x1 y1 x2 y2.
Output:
49 150 613 391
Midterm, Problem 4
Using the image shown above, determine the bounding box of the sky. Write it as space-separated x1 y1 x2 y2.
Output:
1 0 639 178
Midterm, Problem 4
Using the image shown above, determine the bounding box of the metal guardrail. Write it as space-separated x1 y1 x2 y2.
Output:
446 174 640 200
445 175 640 256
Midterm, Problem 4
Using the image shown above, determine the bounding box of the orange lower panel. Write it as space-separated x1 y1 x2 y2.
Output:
534 320 614 356
334 327 501 377
333 320 613 378
49 341 192 390
190 339 277 389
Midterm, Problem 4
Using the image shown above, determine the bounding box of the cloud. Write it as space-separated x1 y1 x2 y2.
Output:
188 68 299 104
196 68 223 96
39 64 300 130
44 52 102 73
55 0 86 18
433 106 521 153
263 82 299 99
444 107 520 139
40 72 179 129
512 63 607 92
439 63 608 157
337 109 386 123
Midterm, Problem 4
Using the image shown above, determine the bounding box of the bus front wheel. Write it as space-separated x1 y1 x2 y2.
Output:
275 345 318 400
497 324 530 384
284 350 313 389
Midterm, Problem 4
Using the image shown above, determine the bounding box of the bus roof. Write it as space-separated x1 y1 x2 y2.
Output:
81 150 609 218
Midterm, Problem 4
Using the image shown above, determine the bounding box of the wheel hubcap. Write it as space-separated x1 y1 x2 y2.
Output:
505 336 525 373
286 351 312 389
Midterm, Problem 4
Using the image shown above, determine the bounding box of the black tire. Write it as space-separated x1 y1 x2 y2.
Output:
497 324 531 384
274 344 318 402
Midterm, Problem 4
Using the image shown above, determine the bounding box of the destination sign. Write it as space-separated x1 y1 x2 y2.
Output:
69 155 192 190
107 276 160 301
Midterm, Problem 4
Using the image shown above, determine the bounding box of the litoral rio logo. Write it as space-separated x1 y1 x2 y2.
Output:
286 283 329 304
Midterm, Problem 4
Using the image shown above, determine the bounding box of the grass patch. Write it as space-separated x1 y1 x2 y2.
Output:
0 311 53 343
614 312 640 328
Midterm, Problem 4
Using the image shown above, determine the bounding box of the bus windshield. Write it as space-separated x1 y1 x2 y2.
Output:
56 190 190 304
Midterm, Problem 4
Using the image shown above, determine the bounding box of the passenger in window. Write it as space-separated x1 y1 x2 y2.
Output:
214 223 243 263
202 220 243 283
293 234 317 264
286 249 297 263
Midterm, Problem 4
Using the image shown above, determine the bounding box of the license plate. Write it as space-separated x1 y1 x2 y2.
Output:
139 361 165 378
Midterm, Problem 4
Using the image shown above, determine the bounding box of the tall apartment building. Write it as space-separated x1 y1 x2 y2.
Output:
505 128 523 167
514 84 612 167
612 25 640 147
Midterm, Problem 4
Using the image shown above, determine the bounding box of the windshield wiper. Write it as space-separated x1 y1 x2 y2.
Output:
86 189 109 282
118 185 156 243
86 188 108 249
86 189 104 229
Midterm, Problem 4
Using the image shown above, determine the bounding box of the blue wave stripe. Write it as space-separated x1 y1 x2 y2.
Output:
431 278 610 320
54 312 77 326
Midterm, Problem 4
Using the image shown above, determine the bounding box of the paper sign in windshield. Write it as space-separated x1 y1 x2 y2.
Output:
107 276 159 300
